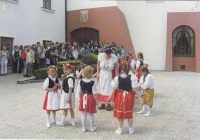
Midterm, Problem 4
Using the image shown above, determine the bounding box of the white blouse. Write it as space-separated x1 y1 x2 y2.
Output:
139 74 154 89
136 59 148 69
98 53 118 71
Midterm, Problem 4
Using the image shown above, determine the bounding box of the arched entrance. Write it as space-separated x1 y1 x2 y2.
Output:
172 25 195 71
70 27 99 45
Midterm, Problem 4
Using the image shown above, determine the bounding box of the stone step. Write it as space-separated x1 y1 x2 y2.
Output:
17 76 36 84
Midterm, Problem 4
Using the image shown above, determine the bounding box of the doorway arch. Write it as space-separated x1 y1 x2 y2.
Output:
172 25 195 71
70 27 99 45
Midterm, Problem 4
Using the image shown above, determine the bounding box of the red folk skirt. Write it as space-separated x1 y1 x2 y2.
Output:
113 90 135 119
79 94 97 113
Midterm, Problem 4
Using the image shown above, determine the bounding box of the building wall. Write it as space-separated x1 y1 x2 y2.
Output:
66 6 136 57
67 0 200 71
0 0 65 46
166 12 200 72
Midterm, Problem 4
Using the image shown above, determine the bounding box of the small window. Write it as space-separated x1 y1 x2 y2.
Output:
43 0 51 10
180 65 185 70
172 25 194 56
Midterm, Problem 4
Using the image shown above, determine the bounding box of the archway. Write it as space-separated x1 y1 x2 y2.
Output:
70 27 99 45
172 25 195 71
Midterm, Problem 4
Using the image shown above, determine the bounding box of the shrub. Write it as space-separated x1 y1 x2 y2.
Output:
34 67 63 80
81 53 97 65
57 60 82 67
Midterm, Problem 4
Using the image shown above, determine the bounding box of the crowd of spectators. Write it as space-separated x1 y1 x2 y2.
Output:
1 39 129 77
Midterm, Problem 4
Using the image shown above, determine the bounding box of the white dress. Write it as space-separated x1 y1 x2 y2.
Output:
60 73 75 109
97 53 117 103
43 76 62 111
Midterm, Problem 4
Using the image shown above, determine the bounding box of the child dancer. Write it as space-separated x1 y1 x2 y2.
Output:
56 64 76 126
76 63 86 79
135 52 148 81
77 66 98 132
137 65 154 117
43 65 62 128
107 61 142 135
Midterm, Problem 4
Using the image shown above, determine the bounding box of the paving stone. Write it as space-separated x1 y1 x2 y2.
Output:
0 71 200 139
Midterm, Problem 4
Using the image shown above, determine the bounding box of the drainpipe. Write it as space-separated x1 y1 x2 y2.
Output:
65 0 67 42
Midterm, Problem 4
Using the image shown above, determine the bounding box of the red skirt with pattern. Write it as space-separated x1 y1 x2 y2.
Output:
79 94 97 113
113 90 135 119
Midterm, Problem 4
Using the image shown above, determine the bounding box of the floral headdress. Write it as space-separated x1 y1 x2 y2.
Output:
62 63 74 69
47 65 57 71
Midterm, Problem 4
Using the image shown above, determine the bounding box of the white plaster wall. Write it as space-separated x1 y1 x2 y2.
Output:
67 0 200 70
117 1 200 70
66 0 200 70
67 0 116 11
0 0 65 46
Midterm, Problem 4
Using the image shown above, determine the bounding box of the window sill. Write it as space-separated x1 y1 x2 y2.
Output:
1 0 19 3
173 55 195 57
41 7 55 13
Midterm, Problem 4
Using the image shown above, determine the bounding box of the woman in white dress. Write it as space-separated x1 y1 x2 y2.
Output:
97 47 118 111
72 41 80 59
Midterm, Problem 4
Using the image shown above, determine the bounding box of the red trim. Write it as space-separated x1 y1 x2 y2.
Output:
43 92 60 111
43 92 48 110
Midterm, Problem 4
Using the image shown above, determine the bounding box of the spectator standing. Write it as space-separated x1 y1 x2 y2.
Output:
26 46 35 77
59 44 67 61
12 45 19 73
72 41 80 59
53 42 60 65
86 42 91 54
33 44 39 70
18 45 24 74
0 46 9 76
120 46 127 57
38 44 46 68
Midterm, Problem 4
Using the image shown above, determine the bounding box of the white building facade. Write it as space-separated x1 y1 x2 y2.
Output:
0 0 65 47
67 0 200 71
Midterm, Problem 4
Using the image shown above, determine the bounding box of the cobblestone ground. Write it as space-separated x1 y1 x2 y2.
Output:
0 71 200 139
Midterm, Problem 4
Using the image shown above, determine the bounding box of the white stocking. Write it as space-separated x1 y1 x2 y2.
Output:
81 112 87 131
88 113 94 130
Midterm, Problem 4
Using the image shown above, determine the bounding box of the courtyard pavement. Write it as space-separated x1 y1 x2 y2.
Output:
0 71 200 139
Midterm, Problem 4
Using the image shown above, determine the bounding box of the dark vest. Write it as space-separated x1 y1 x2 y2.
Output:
80 80 95 94
118 75 132 91
48 77 59 88
62 76 75 93
14 50 19 59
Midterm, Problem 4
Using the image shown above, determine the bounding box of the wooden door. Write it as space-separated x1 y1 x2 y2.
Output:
70 27 99 45
0 37 13 65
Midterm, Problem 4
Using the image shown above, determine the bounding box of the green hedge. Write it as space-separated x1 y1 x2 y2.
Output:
34 54 97 80
81 53 97 65
57 60 82 67
34 66 80 80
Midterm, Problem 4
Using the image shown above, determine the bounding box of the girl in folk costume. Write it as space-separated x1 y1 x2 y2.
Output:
43 65 62 128
56 64 76 126
77 66 98 132
76 63 86 79
97 47 118 111
127 52 136 75
135 52 148 97
107 61 142 135
135 52 148 81
137 65 154 117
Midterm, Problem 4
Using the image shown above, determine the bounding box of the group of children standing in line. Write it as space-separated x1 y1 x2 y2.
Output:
42 51 154 135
